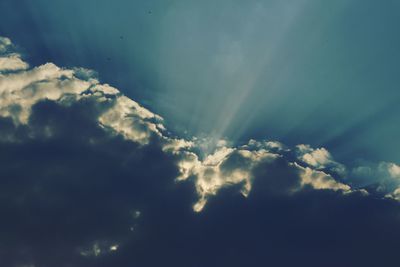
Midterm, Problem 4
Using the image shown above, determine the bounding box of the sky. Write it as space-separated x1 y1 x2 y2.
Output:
1 0 400 163
1 1 400 266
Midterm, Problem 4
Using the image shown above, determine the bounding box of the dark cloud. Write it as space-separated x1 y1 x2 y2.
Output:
0 98 195 267
1 37 400 267
2 101 400 266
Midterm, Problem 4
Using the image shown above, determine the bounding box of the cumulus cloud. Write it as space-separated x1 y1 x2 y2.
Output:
98 95 165 145
0 53 29 72
0 37 29 72
174 137 357 212
351 161 400 199
177 145 278 212
0 37 358 213
0 40 164 147
296 144 347 176
295 163 351 192
2 37 400 267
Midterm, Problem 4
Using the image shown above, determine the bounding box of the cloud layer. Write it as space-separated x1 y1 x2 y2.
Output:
1 37 400 267
0 36 359 211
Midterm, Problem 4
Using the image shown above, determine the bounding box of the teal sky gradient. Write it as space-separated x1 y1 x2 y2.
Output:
1 0 399 164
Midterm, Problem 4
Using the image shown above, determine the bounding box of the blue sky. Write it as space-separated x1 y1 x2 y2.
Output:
1 0 400 164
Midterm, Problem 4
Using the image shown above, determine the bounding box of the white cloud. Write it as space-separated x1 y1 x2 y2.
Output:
178 145 278 212
0 54 29 72
294 162 351 192
99 95 165 145
0 63 86 124
0 37 12 53
0 40 164 146
245 139 288 152
296 144 346 176
0 37 29 72
351 161 400 200
387 187 400 201
296 144 330 167
384 162 400 179
378 162 400 199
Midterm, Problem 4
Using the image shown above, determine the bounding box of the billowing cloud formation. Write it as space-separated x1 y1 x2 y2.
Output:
2 37 400 267
0 37 356 212
1 36 396 210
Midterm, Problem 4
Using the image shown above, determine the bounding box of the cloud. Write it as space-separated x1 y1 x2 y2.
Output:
0 37 358 213
296 144 347 176
351 161 400 199
98 95 165 145
177 145 278 212
0 43 163 148
0 37 29 72
296 163 351 192
2 36 400 267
